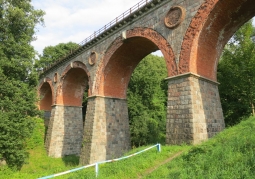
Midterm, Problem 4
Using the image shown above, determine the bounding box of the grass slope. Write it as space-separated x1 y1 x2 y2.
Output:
146 116 255 178
0 118 189 179
0 118 80 179
1 116 255 178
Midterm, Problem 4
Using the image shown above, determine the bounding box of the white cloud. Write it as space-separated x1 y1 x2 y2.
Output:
31 0 140 54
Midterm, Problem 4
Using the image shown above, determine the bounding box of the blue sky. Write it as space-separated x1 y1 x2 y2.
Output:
31 0 255 55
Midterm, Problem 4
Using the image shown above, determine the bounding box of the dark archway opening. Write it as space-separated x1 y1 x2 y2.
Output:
57 66 89 158
62 67 89 123
82 86 89 123
39 82 53 127
62 68 88 106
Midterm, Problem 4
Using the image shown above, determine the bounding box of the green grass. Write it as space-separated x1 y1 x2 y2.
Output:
0 118 81 179
63 145 189 179
2 116 255 178
145 116 255 179
0 118 189 179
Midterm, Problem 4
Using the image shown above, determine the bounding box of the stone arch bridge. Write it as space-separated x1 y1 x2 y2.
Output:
38 0 254 165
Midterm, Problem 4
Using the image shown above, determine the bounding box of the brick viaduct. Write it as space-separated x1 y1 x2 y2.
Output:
38 0 255 165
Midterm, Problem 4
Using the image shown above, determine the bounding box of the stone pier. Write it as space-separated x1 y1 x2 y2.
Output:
79 96 130 165
45 105 84 157
166 73 225 145
43 110 51 127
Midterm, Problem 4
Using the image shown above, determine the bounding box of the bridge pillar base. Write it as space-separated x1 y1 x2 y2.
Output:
79 96 131 165
43 110 51 127
166 73 225 145
45 105 83 157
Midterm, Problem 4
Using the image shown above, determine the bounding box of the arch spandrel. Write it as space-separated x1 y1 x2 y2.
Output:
179 0 255 81
56 61 91 106
94 27 177 98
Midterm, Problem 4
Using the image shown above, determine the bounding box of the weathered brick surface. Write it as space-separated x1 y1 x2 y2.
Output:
179 0 255 80
166 73 225 144
45 105 83 157
79 96 130 165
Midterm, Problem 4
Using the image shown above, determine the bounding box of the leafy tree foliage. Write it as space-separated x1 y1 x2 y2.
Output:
34 42 79 70
127 54 167 146
0 0 44 169
218 20 255 126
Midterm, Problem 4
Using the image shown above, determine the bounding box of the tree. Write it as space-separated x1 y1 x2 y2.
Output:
0 0 44 169
34 42 79 70
218 20 255 126
127 54 168 146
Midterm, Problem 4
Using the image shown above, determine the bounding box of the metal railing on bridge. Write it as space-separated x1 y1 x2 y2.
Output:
40 0 159 74
78 0 153 46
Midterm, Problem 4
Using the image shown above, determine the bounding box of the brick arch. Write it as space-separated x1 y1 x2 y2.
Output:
179 0 255 81
56 61 91 106
94 27 177 98
38 77 54 111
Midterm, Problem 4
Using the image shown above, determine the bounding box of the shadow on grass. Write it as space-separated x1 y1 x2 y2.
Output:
62 155 80 167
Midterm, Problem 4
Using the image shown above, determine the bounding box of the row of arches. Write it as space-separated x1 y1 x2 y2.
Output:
38 27 177 108
39 0 255 104
37 0 255 163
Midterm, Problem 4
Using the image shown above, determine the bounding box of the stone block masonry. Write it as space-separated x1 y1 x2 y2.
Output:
45 105 83 157
37 0 255 163
80 96 130 165
43 110 51 127
166 73 225 145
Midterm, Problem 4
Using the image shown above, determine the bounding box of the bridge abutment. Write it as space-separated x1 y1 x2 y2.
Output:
79 96 131 165
45 105 83 157
166 73 225 145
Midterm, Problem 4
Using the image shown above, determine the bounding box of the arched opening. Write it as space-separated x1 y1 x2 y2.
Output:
175 0 255 144
217 19 255 126
38 80 53 127
180 0 255 123
46 61 90 157
96 27 177 98
103 37 158 98
179 0 255 81
95 27 175 148
62 68 88 106
57 61 91 121
61 67 89 124
127 52 168 146
196 0 255 81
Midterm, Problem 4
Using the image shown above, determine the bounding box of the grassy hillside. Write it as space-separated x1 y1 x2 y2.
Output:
146 116 255 178
1 116 255 178
0 118 80 179
0 118 189 179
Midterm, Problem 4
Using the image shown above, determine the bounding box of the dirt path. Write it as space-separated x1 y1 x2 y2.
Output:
138 151 183 179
